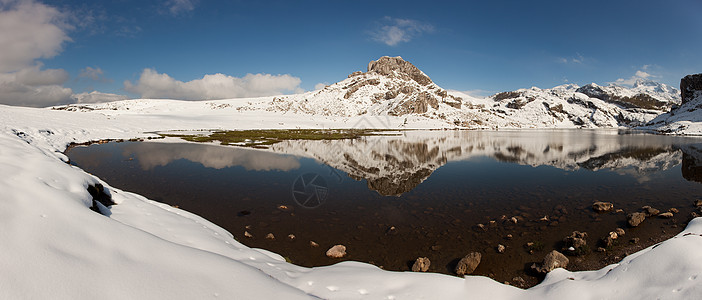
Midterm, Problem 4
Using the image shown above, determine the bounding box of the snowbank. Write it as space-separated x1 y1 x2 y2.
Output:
2 103 702 299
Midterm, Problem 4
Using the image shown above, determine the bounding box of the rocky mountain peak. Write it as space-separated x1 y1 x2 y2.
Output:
366 56 433 86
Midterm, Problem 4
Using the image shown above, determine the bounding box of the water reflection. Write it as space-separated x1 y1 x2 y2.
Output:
266 130 702 195
120 142 302 171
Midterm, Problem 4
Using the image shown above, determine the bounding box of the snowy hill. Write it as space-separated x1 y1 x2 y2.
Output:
643 73 702 135
58 56 683 131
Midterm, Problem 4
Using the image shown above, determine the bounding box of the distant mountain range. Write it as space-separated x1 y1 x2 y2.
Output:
252 56 686 130
55 56 702 135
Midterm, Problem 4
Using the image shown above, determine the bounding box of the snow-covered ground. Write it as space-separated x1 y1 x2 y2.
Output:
3 103 702 299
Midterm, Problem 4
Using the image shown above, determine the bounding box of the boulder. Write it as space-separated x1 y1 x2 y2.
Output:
681 73 702 104
627 212 646 227
326 245 347 258
532 250 569 273
411 257 431 272
592 201 614 212
455 252 481 276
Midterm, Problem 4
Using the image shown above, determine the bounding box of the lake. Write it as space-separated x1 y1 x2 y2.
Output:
66 130 702 287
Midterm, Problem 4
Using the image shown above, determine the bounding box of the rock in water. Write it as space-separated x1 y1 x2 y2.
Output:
563 231 588 255
628 212 646 227
326 245 347 258
412 257 431 272
592 201 614 212
532 250 569 273
659 212 674 218
642 206 660 217
455 252 481 276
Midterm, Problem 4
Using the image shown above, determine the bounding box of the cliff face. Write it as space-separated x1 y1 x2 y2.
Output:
681 74 702 104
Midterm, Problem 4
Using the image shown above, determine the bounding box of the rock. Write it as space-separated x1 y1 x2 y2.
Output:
563 231 588 254
265 233 275 240
615 209 624 213
510 217 518 224
601 236 615 248
411 257 431 272
627 212 646 227
681 73 702 104
326 245 347 258
694 200 702 207
592 201 614 212
597 247 606 252
497 244 506 253
615 228 626 236
512 276 526 287
532 250 569 273
367 56 433 86
244 231 253 238
659 212 674 218
642 206 660 217
669 208 679 213
506 234 513 240
386 226 398 235
287 234 296 240
455 252 482 276
309 241 319 247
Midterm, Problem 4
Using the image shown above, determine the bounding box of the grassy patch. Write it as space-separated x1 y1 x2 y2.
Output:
161 129 396 148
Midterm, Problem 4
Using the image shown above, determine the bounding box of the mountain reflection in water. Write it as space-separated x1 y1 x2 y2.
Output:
265 130 702 195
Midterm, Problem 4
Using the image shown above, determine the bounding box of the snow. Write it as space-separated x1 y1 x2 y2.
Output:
3 101 702 299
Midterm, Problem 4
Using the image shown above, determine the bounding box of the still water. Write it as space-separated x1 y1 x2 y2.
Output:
66 130 702 286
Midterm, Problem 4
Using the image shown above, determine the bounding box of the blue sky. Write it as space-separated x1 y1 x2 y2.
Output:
1 0 701 106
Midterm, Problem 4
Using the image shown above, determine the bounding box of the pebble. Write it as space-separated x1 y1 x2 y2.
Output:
265 233 275 240
497 244 506 253
310 241 319 247
244 231 253 238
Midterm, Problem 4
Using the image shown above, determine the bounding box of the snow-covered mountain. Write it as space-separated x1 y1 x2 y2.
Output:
265 56 464 117
643 73 702 135
60 56 683 131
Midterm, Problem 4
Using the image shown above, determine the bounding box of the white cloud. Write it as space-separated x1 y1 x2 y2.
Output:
314 82 329 90
0 0 70 73
370 17 434 46
451 89 494 99
164 0 196 16
124 68 303 100
73 91 129 104
0 80 73 107
0 1 130 107
557 53 585 65
613 66 658 86
78 66 111 82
